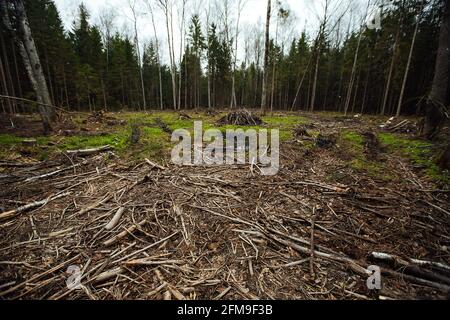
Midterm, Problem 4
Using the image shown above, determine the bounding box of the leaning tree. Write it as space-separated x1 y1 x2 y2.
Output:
0 0 55 134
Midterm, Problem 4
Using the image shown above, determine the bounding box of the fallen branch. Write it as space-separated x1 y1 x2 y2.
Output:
66 145 112 156
370 251 450 285
266 233 368 276
145 158 166 170
104 207 125 230
310 207 317 278
25 160 88 182
103 219 147 246
78 194 113 216
0 254 80 297
123 259 183 266
93 267 124 284
371 252 450 273
0 192 71 222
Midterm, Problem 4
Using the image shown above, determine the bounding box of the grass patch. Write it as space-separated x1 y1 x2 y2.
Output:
262 115 308 127
342 131 364 147
0 134 24 145
0 134 50 146
0 113 312 163
341 130 391 181
59 133 129 151
261 115 309 141
379 133 450 184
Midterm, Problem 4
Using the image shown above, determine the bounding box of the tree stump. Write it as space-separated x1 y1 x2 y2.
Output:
131 124 141 145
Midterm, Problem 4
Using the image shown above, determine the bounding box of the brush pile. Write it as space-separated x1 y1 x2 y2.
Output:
217 110 264 126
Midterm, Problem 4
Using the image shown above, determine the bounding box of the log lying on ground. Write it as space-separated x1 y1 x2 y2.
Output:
371 252 450 273
0 192 71 222
370 251 450 284
66 145 112 156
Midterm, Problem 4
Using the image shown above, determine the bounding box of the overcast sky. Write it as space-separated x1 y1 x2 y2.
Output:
53 0 369 62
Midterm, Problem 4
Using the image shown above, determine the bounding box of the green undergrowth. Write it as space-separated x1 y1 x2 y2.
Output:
341 130 392 181
379 133 450 184
0 112 311 163
340 130 449 184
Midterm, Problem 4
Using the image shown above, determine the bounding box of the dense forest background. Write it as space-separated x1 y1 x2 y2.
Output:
0 0 448 116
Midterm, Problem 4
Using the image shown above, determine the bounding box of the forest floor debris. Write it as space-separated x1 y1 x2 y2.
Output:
0 111 449 300
217 110 264 126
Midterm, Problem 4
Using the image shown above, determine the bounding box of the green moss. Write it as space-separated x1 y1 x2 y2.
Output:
142 127 166 138
262 115 308 127
60 133 129 151
379 133 449 184
340 130 391 181
0 134 24 145
0 134 50 146
350 158 393 181
342 131 364 148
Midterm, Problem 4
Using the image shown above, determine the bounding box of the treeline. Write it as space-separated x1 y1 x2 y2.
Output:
0 0 448 117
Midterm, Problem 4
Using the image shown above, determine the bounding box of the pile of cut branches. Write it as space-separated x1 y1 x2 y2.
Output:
217 110 264 126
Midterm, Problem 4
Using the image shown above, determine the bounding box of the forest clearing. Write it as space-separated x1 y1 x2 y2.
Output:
1 0 450 302
0 110 449 300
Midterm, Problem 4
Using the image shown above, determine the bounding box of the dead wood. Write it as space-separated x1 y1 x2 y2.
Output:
217 110 264 126
0 118 449 300
66 145 112 156
316 133 337 149
0 192 70 222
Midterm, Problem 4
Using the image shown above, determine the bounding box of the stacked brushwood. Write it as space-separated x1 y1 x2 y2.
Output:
217 110 264 126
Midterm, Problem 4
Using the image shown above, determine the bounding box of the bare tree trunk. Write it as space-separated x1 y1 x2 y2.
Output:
351 71 360 114
290 56 311 111
101 78 107 111
306 71 311 110
146 1 163 110
261 0 271 111
270 12 279 112
0 31 16 113
310 52 320 112
159 0 177 109
63 65 69 109
2 0 54 133
361 69 370 114
425 0 449 139
206 5 211 109
310 0 333 113
344 1 370 115
11 39 24 112
0 45 13 113
344 29 363 115
129 0 146 111
178 0 186 110
396 15 420 117
230 0 246 109
44 49 55 108
169 3 177 109
381 17 402 116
